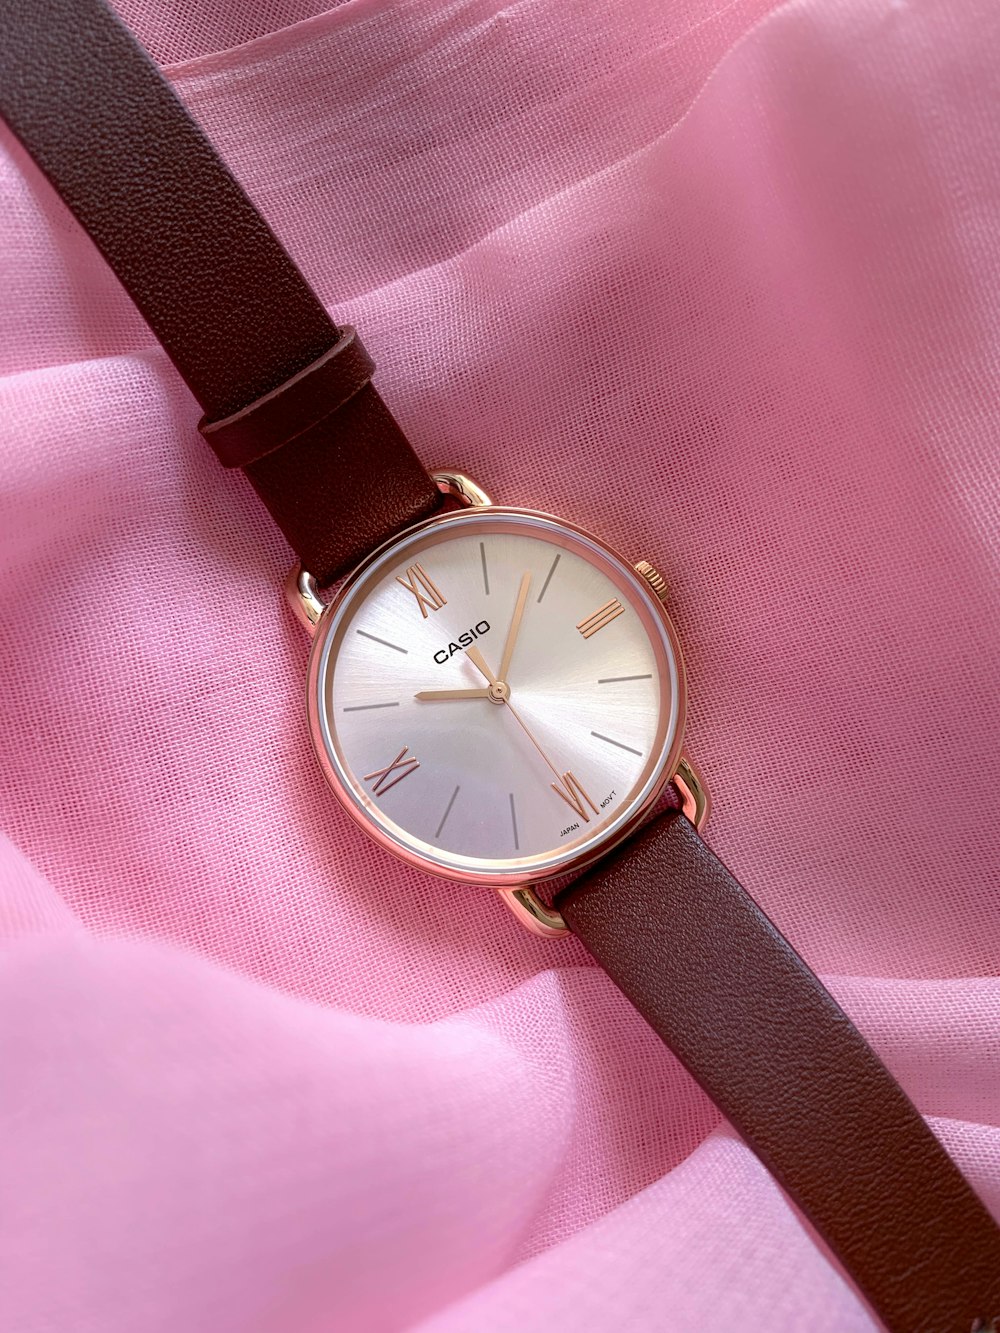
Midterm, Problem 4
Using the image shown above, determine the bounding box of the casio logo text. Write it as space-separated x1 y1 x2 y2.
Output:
433 621 491 664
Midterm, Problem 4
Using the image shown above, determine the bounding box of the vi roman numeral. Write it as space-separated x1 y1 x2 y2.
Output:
396 563 446 618
364 745 420 795
552 771 599 824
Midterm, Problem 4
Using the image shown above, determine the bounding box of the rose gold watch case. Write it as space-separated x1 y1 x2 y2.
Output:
294 478 692 896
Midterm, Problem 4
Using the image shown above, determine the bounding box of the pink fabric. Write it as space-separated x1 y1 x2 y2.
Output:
0 0 998 1327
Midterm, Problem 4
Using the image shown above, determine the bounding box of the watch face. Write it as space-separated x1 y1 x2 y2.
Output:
307 508 686 886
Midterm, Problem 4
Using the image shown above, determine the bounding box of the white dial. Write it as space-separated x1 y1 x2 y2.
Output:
308 509 685 885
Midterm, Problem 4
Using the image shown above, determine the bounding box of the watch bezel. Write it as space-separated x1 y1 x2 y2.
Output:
305 505 688 887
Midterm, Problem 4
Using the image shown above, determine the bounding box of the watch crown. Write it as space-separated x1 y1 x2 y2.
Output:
634 559 668 603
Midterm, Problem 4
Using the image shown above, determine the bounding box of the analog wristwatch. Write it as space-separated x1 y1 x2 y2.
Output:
288 484 702 937
2 3 999 1330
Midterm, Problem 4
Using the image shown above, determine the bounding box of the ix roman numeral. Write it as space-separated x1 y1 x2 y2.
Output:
552 771 599 824
396 563 446 618
364 745 420 795
577 598 624 638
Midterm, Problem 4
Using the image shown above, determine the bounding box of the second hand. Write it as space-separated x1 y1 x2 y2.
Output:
465 644 567 787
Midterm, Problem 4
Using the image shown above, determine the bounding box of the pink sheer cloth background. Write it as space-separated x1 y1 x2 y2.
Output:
1 0 998 1327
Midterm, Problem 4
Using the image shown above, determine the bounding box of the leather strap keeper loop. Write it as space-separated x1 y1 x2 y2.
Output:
199 326 375 469
243 379 443 586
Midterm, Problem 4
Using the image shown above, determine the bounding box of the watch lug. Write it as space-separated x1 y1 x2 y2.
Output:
672 754 711 830
497 887 568 938
285 566 325 637
433 470 492 508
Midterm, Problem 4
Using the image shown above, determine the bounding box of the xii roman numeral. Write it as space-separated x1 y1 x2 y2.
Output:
552 771 599 824
396 563 446 618
577 599 624 638
364 745 420 795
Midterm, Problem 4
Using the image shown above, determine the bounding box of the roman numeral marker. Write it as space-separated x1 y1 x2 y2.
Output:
364 745 420 795
552 771 599 824
577 598 624 638
396 563 446 618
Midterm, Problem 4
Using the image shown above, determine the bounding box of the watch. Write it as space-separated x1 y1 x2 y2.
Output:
288 485 703 937
2 2 998 1329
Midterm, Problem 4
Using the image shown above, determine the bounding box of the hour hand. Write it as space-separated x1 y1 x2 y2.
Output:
414 687 492 701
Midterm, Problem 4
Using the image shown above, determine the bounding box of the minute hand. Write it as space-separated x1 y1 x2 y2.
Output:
498 571 531 681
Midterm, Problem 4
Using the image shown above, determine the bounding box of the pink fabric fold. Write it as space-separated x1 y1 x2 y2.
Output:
0 0 998 1327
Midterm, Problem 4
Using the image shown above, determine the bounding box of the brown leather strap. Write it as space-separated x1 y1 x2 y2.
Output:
0 0 442 583
555 811 1000 1333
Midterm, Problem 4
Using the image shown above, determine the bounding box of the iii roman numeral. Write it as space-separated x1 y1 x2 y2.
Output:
552 771 599 824
577 599 624 638
396 563 446 618
364 745 420 795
